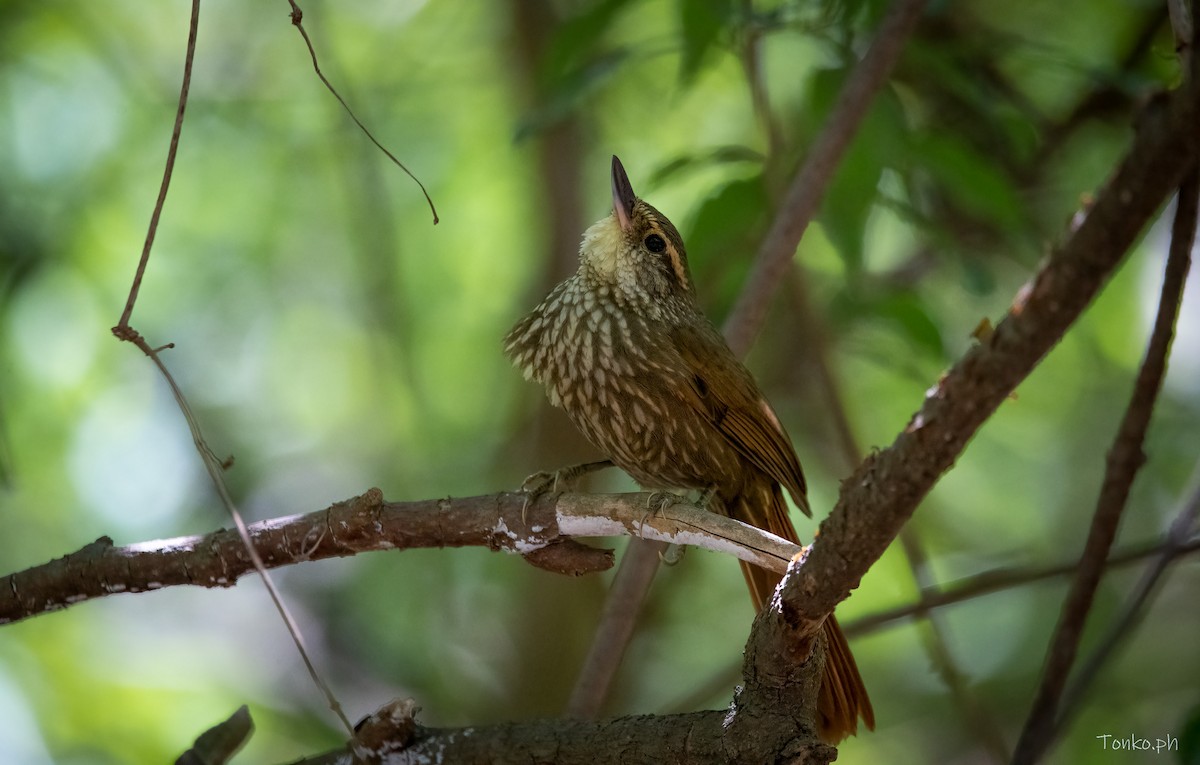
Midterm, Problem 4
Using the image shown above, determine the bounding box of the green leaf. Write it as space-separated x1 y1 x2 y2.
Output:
678 0 734 85
877 291 945 357
175 706 253 765
960 257 997 296
831 288 945 358
516 49 629 141
684 174 769 304
516 0 637 141
804 66 907 275
911 132 1027 231
647 145 764 189
543 0 637 78
821 138 882 276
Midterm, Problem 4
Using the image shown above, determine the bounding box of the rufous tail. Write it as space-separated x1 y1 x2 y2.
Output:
730 484 875 744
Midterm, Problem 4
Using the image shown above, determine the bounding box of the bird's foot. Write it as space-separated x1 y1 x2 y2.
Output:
519 460 614 523
643 490 679 516
658 544 686 566
636 491 681 535
636 492 688 563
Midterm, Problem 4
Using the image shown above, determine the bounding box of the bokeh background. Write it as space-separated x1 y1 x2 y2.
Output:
2 0 1199 762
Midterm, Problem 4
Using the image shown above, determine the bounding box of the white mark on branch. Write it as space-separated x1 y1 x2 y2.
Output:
492 518 548 554
123 535 202 554
556 513 627 538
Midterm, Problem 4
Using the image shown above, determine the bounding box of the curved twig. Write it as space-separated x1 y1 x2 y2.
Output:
285 1 438 224
113 0 200 332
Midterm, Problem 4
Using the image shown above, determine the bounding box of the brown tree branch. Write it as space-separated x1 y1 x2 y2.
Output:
771 57 1200 658
565 537 668 719
0 490 804 626
113 0 200 331
1012 166 1198 764
788 257 1008 757
844 536 1200 638
722 0 929 356
571 0 931 723
1057 455 1200 734
788 265 1008 758
285 706 833 765
660 532 1200 715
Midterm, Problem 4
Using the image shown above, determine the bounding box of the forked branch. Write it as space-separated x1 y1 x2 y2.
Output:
768 68 1200 647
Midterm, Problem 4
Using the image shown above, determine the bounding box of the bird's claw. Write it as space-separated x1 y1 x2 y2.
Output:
521 469 560 496
636 491 680 535
647 491 678 512
658 544 686 566
636 495 687 564
518 461 615 525
519 470 560 525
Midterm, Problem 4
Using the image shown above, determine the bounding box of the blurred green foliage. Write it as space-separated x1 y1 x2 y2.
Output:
1 1 1198 763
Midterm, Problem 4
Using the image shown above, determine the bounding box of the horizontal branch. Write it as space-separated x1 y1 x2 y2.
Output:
0 490 801 625
844 536 1200 637
287 699 835 765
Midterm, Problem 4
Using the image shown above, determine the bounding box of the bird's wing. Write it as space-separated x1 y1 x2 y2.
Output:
670 321 810 517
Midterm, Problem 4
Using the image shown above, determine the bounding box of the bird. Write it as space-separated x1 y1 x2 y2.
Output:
504 155 873 743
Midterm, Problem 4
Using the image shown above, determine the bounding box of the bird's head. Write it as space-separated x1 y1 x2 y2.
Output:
577 156 695 306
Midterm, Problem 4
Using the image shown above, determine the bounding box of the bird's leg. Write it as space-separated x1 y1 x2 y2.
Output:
641 491 681 522
520 459 615 523
521 459 615 494
636 491 677 535
636 490 683 550
655 486 716 564
635 492 691 563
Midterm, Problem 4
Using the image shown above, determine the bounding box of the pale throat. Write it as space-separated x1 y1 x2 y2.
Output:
577 214 644 304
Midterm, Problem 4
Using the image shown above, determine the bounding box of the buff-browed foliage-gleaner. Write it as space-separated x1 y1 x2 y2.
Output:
505 156 874 743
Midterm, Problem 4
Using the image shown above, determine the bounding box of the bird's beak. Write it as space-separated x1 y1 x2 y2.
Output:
611 155 636 232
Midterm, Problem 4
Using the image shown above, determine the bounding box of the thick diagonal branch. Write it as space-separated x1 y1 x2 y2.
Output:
771 75 1200 645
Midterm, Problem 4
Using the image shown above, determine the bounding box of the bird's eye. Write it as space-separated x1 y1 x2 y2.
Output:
645 234 666 253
